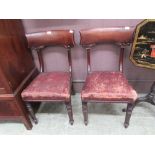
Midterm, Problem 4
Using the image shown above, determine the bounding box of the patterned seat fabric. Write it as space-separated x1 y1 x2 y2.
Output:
81 71 137 102
21 72 71 101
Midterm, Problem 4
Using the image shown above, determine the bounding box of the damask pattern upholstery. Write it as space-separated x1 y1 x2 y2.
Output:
21 72 71 101
81 71 137 102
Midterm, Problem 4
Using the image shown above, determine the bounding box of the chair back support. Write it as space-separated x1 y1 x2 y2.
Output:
26 30 75 73
80 27 134 73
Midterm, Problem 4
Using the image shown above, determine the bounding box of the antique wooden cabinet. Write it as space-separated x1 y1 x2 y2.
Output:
0 19 37 130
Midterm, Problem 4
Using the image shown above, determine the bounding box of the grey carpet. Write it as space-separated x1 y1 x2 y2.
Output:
0 94 155 135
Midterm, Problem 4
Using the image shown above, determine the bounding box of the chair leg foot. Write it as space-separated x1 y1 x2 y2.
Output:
65 102 74 125
33 119 38 124
26 102 38 124
124 122 129 128
124 103 134 128
84 120 88 126
82 102 88 125
122 108 126 112
70 120 74 125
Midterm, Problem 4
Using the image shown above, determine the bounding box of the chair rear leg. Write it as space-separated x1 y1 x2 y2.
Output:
124 103 134 128
82 102 88 125
71 83 75 95
26 102 38 124
65 102 74 125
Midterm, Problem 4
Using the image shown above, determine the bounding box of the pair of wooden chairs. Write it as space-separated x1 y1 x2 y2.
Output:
21 28 137 128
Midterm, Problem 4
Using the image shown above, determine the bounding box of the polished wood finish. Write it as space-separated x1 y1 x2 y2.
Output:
0 19 37 130
86 48 91 73
0 101 20 116
80 27 135 128
80 27 134 47
37 48 44 73
65 102 74 125
0 20 35 93
67 48 72 73
26 30 75 48
26 101 38 124
119 47 124 73
23 30 75 125
26 30 75 73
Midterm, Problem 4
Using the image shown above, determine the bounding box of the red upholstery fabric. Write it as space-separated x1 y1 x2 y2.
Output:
81 71 137 102
21 72 71 101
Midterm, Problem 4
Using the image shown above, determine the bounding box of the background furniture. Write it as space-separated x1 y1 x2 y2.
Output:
80 27 138 128
0 19 38 130
21 30 75 125
130 19 155 107
130 19 155 69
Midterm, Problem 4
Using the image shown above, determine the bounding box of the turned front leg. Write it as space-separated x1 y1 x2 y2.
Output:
65 102 74 125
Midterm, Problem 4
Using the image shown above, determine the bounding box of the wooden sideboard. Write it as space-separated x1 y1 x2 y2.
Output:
0 19 38 130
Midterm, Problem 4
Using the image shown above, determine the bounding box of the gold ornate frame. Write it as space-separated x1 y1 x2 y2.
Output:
130 19 155 69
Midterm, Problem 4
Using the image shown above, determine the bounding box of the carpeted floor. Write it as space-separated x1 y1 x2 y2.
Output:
0 94 155 135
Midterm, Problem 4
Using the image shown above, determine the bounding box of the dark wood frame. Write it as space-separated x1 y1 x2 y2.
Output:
80 27 136 128
23 30 75 125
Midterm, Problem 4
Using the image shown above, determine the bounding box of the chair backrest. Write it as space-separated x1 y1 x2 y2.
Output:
80 27 134 73
26 30 75 73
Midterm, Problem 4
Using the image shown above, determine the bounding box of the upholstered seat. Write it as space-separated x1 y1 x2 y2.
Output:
81 71 137 102
22 72 71 101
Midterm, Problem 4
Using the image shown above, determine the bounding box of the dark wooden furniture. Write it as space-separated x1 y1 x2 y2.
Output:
80 27 138 128
0 19 38 130
130 19 155 108
21 30 75 125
